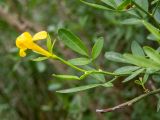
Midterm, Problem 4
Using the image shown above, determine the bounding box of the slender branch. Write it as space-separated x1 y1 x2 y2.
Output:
149 80 160 99
96 88 160 113
0 6 42 32
91 70 118 76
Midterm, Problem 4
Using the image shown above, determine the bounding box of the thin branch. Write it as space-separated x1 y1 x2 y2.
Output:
0 6 42 32
96 88 160 113
148 80 160 99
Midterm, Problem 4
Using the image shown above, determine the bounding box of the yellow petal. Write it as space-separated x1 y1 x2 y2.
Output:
19 49 26 57
16 32 32 48
30 43 52 57
32 31 47 41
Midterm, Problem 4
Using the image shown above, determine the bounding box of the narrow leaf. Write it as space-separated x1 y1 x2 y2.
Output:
101 0 116 9
80 0 114 11
90 73 105 82
142 20 160 42
131 41 145 56
48 83 62 91
101 82 113 87
68 57 91 66
135 0 149 11
91 37 104 60
105 52 129 63
123 54 160 70
154 7 160 23
47 34 52 53
51 39 56 53
32 57 48 61
58 28 88 56
143 46 160 64
143 72 149 84
121 18 140 25
123 68 145 83
56 84 101 93
82 66 105 82
52 74 80 80
114 66 140 74
147 34 157 41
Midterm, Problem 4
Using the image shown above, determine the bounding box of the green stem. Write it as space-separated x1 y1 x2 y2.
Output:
52 55 86 72
91 70 118 76
108 76 118 83
80 70 117 80
51 55 117 77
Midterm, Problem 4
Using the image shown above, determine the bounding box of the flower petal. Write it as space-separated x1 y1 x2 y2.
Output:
30 43 52 57
32 31 47 41
16 32 32 48
19 49 26 57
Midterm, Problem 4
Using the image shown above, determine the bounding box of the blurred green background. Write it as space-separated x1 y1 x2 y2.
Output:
0 0 160 120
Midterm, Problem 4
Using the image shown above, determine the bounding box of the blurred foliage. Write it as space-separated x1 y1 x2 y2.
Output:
0 0 160 120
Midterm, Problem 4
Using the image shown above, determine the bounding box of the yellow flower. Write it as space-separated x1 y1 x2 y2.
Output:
16 31 53 57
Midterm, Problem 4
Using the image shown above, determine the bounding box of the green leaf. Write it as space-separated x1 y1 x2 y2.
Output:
146 68 158 74
32 57 48 61
123 54 160 70
101 82 113 87
56 81 114 93
58 28 88 56
80 0 114 11
147 34 157 41
91 73 105 82
154 7 160 23
36 62 46 73
52 74 80 80
101 0 116 9
114 66 140 74
143 72 149 84
142 20 160 42
143 46 160 64
68 57 91 66
120 18 140 25
82 66 105 82
123 68 145 82
127 9 140 18
56 84 101 93
51 39 56 53
105 52 129 63
135 0 148 11
131 41 145 56
48 83 62 91
47 34 52 53
114 0 123 6
91 37 104 60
